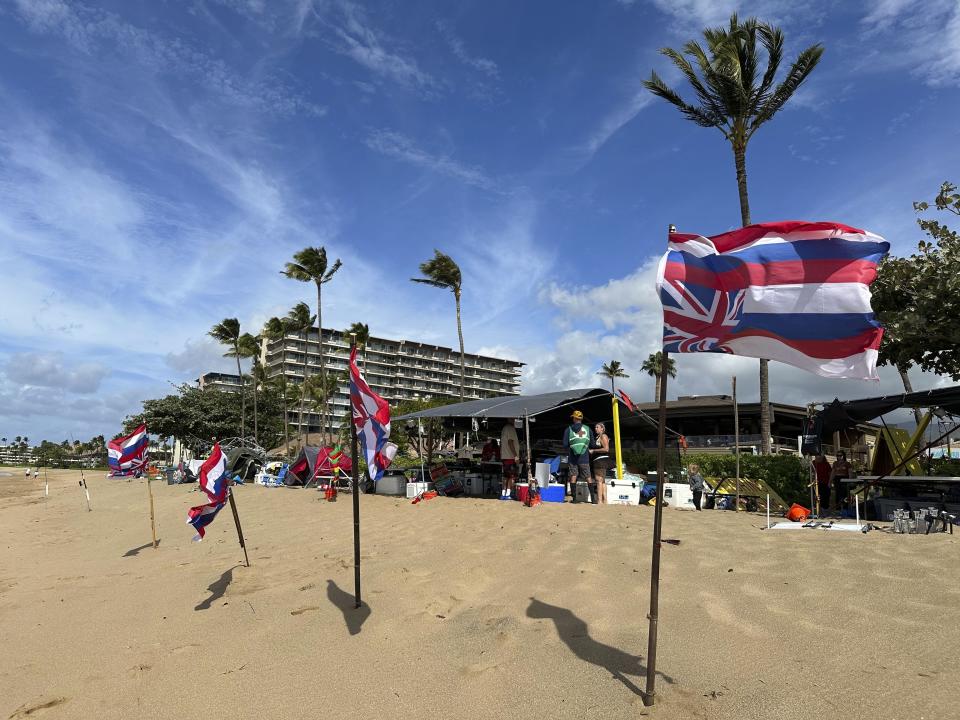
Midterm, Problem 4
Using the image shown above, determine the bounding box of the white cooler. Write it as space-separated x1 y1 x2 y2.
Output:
463 475 485 497
406 481 430 499
605 478 640 505
663 482 696 509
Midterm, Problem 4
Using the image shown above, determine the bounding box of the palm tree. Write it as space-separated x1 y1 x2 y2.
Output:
641 351 678 402
208 318 247 438
411 250 465 401
264 316 292 453
347 321 370 373
14 436 21 446
645 14 823 454
598 360 630 395
286 302 316 446
282 247 343 443
238 332 261 445
303 372 345 436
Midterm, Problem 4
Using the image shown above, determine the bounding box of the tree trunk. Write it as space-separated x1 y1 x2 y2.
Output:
252 362 259 446
456 289 465 402
299 331 308 447
317 283 327 444
898 365 924 426
654 375 661 403
235 347 246 440
281 345 290 455
734 142 771 455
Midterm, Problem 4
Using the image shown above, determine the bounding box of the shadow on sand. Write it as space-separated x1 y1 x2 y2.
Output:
526 597 674 699
327 580 371 635
123 540 160 557
195 566 236 611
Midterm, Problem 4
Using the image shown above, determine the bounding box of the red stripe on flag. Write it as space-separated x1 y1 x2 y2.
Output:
664 259 880 290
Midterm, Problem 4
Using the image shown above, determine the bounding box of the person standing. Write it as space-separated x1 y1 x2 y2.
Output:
563 410 592 500
812 454 832 514
830 451 853 511
688 463 705 511
589 422 610 505
500 420 519 500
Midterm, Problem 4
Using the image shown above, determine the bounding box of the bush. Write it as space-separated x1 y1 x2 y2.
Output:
681 452 809 505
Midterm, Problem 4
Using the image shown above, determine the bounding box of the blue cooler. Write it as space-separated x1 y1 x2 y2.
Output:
540 484 565 503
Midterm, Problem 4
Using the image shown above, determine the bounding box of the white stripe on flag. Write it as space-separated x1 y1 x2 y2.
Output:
743 283 876 315
723 336 879 380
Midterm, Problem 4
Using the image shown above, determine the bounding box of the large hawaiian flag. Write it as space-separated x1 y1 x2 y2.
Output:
349 347 398 481
657 221 889 379
186 443 229 540
107 424 148 476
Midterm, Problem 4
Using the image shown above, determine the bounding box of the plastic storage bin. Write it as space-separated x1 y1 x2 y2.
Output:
605 478 641 505
540 484 565 503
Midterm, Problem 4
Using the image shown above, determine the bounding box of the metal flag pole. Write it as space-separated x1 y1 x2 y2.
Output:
733 376 740 511
644 223 675 707
350 334 362 609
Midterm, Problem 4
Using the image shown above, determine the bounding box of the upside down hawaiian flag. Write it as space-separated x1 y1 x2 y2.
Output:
186 443 229 540
350 347 398 481
656 222 889 379
107 424 149 476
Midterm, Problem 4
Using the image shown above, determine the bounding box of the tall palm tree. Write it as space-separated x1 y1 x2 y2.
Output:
645 14 823 454
286 302 316 446
303 372 345 435
411 250 465 401
264 316 292 453
209 318 247 438
598 360 630 395
347 321 370 373
238 332 261 445
641 351 678 402
282 247 343 443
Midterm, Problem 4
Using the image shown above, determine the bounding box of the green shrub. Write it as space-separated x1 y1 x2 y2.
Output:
681 452 809 505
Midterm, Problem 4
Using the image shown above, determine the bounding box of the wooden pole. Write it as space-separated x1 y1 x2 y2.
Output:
644 224 675 707
147 474 157 549
733 376 740 511
44 466 49 498
227 488 250 567
350 335 362 609
524 410 533 483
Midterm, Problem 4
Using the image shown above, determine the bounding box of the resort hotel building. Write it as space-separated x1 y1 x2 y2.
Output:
200 329 523 436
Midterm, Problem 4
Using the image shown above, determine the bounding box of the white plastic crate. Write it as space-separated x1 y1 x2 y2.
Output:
462 475 485 497
663 482 697 509
406 481 430 499
605 478 640 505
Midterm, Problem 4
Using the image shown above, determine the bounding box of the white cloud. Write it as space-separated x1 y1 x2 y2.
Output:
580 87 655 161
3 352 110 394
365 129 502 193
436 20 499 78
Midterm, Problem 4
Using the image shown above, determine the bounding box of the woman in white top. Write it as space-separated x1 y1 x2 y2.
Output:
589 422 610 505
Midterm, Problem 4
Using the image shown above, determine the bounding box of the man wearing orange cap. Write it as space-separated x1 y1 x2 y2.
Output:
564 410 593 500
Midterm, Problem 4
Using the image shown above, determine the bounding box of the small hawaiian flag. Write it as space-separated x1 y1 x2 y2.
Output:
187 443 230 541
187 500 226 540
617 389 637 412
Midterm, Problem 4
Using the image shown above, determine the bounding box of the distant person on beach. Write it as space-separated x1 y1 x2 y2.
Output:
25 468 30 479
830 452 853 510
688 463 705 511
500 421 519 499
481 437 500 462
563 410 592 496
813 454 832 511
33 470 39 480
589 422 610 505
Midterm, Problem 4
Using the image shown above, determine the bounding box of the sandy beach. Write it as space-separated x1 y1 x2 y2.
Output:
1 469 958 720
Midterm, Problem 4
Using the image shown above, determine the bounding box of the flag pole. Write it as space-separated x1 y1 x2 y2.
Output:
227 486 250 567
612 392 624 479
644 225 674 707
350 334 362 609
147 472 158 549
733 376 740 511
44 464 49 498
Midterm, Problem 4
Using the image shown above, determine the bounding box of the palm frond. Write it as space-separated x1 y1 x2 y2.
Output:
644 71 723 129
750 43 824 134
321 258 343 283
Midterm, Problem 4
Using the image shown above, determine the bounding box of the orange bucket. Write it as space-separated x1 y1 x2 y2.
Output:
786 503 811 522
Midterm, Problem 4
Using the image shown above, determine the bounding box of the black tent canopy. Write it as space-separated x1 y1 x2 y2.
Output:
817 385 960 432
395 388 629 432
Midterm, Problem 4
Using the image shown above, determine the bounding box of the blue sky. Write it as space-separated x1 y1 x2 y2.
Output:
1 0 959 442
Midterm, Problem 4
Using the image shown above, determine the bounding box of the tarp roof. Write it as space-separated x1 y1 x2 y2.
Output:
817 385 960 432
395 388 620 422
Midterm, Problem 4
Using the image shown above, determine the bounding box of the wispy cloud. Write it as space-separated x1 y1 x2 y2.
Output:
323 1 437 94
860 0 960 88
581 87 655 160
365 129 501 192
436 20 499 78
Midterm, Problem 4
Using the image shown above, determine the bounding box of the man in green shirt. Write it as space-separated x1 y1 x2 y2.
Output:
563 410 593 491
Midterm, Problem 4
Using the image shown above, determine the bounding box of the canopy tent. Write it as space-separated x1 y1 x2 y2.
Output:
285 446 352 486
816 386 960 433
395 388 630 432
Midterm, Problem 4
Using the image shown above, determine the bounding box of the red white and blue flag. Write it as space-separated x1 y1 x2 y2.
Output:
186 443 230 541
350 347 397 481
107 424 148 476
198 443 229 502
656 222 889 379
187 500 226 540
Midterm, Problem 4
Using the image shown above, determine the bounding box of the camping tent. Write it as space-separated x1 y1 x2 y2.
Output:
285 446 353 486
